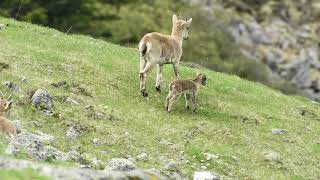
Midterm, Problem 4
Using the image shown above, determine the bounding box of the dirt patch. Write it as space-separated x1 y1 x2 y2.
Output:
51 81 92 97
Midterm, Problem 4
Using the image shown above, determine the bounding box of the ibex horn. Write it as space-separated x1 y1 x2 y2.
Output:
7 93 13 100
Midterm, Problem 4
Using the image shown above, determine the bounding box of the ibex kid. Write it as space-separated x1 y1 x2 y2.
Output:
165 74 207 113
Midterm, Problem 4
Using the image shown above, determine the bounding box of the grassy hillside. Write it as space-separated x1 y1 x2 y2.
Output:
0 17 320 179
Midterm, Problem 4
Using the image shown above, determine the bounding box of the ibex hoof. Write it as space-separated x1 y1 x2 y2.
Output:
155 86 161 93
141 90 148 97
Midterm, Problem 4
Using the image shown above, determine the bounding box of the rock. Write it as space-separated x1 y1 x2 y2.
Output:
12 120 23 134
92 157 103 168
136 153 149 162
65 97 80 105
164 161 178 171
6 132 67 161
265 151 281 163
283 58 312 88
147 168 161 176
92 138 105 146
159 138 174 146
20 76 27 83
67 150 84 162
105 158 136 171
200 166 207 169
204 153 219 161
194 171 220 180
0 156 164 180
31 89 54 110
42 109 54 116
45 146 69 161
66 127 81 140
35 131 55 143
3 81 21 92
272 129 288 135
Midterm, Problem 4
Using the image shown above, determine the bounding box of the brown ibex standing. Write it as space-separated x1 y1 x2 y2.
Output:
139 14 192 97
0 92 17 137
165 73 207 113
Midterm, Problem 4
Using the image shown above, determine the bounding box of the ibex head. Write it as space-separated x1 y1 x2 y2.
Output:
0 91 13 112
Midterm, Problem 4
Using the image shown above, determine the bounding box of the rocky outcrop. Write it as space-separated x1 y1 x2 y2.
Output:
0 156 162 180
186 0 320 101
230 18 320 101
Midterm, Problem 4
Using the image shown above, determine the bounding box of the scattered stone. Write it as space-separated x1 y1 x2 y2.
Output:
200 166 207 169
12 120 23 134
164 161 178 171
265 151 281 163
34 131 55 143
194 171 220 180
272 129 288 135
65 97 80 105
105 158 136 171
67 150 83 162
204 153 219 161
42 109 54 116
92 138 105 146
31 89 54 110
147 168 161 177
3 81 21 92
92 157 103 168
66 127 81 140
136 153 149 162
20 76 27 83
159 138 174 146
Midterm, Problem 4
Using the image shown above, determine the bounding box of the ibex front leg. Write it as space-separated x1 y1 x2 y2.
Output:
155 64 163 92
173 62 180 79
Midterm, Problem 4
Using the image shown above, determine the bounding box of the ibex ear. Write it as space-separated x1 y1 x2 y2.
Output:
172 14 178 23
186 18 192 26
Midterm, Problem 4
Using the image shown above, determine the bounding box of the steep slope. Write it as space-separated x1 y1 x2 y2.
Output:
0 17 320 179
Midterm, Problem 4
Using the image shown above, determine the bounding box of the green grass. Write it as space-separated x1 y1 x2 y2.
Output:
0 17 319 179
0 169 50 180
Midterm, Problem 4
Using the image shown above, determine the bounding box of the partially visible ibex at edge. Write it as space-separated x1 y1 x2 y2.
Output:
138 14 192 97
0 92 17 137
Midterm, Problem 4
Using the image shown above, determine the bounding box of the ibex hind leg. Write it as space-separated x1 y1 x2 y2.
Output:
140 61 154 97
156 64 163 93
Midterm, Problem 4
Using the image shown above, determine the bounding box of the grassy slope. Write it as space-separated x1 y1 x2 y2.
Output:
0 17 319 179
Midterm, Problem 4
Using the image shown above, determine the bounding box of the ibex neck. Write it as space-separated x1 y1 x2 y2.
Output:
193 78 202 88
171 29 183 46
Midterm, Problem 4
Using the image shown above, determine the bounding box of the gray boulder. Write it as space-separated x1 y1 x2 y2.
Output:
105 158 136 171
3 81 21 92
6 132 68 161
272 129 288 135
66 127 81 140
193 171 220 180
265 151 281 163
31 89 54 110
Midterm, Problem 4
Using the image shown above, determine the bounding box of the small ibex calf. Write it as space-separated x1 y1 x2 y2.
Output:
165 74 207 113
0 92 16 137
